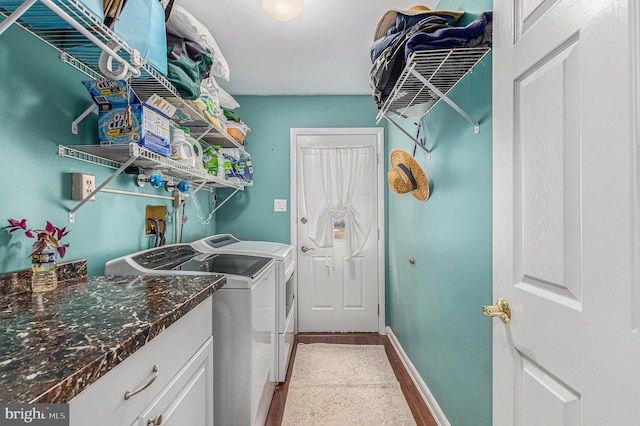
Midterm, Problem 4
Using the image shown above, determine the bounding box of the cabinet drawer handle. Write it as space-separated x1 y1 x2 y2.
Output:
124 365 159 400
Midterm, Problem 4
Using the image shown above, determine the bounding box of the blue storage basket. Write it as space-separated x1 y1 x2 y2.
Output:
111 0 168 76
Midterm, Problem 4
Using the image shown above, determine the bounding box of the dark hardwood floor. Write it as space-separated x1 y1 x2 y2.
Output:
265 333 438 426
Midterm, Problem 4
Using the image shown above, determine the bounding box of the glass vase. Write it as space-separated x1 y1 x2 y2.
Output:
31 248 58 293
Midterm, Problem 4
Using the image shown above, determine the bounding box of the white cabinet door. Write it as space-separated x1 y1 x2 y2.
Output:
134 337 213 426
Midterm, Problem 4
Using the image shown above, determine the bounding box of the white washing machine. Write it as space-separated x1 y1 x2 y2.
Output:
104 244 276 426
191 234 295 383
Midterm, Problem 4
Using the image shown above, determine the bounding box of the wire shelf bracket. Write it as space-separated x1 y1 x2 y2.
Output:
375 47 491 156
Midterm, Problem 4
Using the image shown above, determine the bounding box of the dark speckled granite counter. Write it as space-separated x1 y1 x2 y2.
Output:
0 273 225 403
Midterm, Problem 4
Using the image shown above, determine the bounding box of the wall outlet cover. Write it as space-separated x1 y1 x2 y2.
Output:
72 173 96 201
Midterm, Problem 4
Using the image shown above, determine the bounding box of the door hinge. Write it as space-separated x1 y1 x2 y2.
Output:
378 228 380 240
378 304 380 315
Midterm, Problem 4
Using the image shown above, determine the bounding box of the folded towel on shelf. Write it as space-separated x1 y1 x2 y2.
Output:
405 12 493 57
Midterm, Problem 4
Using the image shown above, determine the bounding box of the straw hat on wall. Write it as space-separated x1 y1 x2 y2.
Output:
388 149 430 201
374 5 464 40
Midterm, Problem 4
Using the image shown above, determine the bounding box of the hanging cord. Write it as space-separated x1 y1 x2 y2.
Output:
146 218 165 247
179 203 186 243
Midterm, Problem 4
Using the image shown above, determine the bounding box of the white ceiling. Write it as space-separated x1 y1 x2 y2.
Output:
175 0 438 96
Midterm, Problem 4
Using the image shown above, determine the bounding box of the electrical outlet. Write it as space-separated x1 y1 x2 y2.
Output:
72 173 96 201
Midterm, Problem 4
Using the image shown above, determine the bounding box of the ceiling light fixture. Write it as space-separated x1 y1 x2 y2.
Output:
261 0 303 21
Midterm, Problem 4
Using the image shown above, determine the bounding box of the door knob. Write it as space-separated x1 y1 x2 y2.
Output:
482 298 511 324
301 245 314 253
147 415 162 425
300 217 307 224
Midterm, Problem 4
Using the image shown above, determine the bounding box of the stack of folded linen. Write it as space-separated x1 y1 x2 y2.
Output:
165 4 242 130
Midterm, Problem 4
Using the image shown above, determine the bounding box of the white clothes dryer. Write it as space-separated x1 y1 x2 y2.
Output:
104 244 276 426
191 234 295 382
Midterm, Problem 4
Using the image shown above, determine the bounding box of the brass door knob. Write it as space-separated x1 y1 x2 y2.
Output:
482 298 511 324
147 415 162 425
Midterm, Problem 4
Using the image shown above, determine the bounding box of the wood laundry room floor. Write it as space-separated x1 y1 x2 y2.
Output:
265 333 437 425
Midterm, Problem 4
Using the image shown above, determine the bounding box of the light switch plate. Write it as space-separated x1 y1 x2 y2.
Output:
274 199 287 212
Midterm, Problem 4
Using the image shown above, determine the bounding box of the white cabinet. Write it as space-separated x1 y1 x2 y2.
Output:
69 296 213 426
133 338 213 426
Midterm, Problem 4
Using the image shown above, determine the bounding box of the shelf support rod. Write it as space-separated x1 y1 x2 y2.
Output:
0 0 37 35
383 115 431 157
210 188 241 215
68 155 138 223
168 181 208 218
409 68 480 134
71 104 98 135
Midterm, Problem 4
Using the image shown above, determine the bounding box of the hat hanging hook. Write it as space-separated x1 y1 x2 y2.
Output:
414 119 429 159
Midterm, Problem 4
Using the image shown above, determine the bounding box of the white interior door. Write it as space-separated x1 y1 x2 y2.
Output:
291 128 384 333
493 0 640 424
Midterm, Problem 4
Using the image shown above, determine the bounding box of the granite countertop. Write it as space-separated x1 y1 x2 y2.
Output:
0 273 225 403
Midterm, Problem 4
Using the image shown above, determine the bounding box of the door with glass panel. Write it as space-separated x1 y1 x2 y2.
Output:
292 128 384 332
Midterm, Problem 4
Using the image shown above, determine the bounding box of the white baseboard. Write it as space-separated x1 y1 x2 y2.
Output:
386 326 451 426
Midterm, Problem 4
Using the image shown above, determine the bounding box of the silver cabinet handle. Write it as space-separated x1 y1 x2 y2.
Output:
124 365 159 400
147 414 163 425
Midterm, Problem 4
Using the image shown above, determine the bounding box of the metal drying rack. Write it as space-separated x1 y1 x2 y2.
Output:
376 46 491 157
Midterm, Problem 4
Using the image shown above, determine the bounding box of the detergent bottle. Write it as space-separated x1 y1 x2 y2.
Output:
184 130 205 171
170 127 196 168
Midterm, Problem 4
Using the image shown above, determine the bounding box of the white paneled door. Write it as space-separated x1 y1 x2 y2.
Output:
493 0 640 424
291 128 385 333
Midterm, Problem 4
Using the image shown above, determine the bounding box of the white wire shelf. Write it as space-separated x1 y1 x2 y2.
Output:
377 47 491 122
59 143 246 190
0 0 243 149
58 143 248 222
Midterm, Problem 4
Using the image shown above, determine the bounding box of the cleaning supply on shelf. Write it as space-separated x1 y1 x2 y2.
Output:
220 148 243 182
238 151 253 185
202 146 219 176
184 131 205 171
169 127 197 168
82 79 171 156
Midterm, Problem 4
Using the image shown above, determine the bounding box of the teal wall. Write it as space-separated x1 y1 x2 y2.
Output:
385 0 493 425
0 26 216 275
214 96 379 243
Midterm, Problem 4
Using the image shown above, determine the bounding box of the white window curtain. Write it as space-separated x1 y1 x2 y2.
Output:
301 146 374 260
